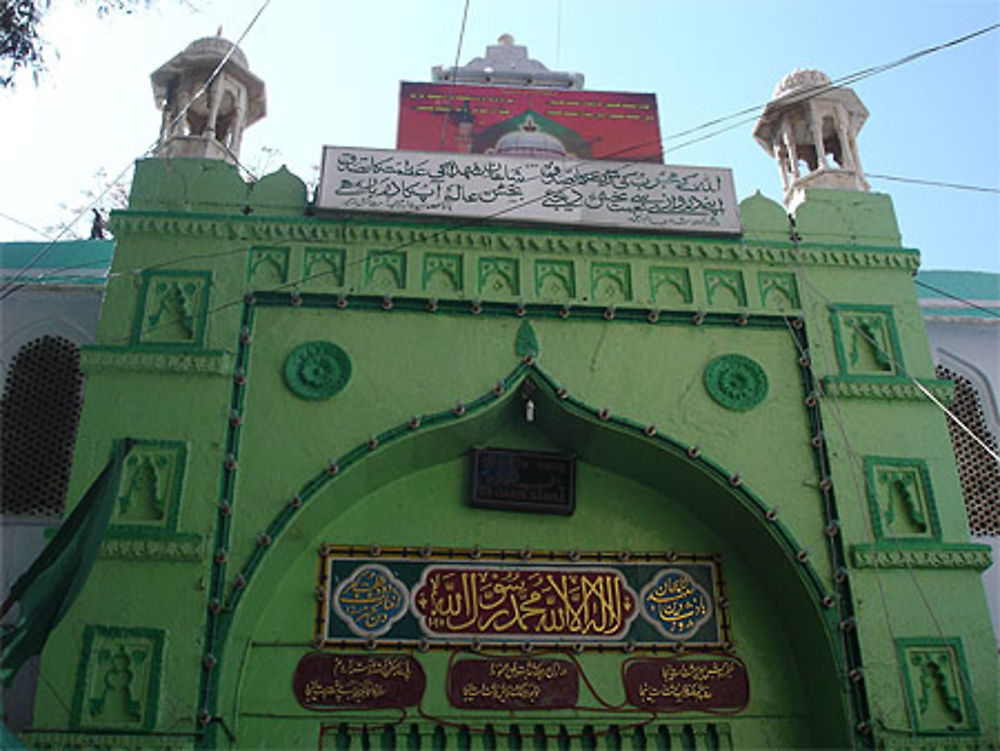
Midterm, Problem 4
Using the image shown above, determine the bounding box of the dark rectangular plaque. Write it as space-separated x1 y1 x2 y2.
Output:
470 448 576 514
448 658 579 710
623 657 749 712
293 653 425 709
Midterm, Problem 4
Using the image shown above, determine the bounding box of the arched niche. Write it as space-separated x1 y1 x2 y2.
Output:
213 370 850 748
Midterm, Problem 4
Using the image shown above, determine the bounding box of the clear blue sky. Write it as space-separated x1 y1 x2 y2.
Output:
1 0 997 271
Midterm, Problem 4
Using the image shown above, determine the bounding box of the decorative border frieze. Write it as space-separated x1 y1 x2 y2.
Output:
81 347 233 375
820 376 954 402
100 534 203 562
850 543 992 570
111 212 921 270
19 731 194 751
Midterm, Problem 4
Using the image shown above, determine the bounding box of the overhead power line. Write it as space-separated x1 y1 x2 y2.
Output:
867 173 1000 194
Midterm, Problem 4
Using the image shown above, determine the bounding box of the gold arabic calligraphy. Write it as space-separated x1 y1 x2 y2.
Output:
413 567 635 637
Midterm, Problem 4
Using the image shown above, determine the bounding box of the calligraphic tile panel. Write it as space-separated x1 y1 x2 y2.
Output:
318 547 727 649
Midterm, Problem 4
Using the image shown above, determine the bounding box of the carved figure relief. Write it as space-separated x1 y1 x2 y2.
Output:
113 441 186 530
136 272 210 346
830 307 900 376
864 458 939 540
72 626 164 731
897 639 977 733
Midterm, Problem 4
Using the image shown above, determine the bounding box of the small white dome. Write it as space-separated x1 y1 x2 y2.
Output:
772 68 831 100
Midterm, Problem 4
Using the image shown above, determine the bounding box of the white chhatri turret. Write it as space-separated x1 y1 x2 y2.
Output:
151 31 266 163
753 69 869 212
433 34 584 89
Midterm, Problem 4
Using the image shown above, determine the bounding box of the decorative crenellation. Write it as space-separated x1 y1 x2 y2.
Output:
850 543 992 570
110 212 921 269
895 638 979 735
863 457 940 541
71 626 165 732
81 347 233 376
820 376 953 402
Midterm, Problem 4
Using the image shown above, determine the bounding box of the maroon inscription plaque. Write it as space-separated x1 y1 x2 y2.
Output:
448 658 579 710
623 657 749 712
293 653 425 709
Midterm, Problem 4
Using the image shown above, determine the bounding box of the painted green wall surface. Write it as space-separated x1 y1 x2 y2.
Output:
23 159 997 751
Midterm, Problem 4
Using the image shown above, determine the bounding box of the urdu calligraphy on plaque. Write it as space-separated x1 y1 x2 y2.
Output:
292 653 426 710
316 147 742 235
623 657 749 712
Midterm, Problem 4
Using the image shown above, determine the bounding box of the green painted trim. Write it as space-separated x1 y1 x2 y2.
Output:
821 376 954 402
649 266 693 305
758 270 801 310
704 268 747 307
851 542 992 569
70 625 166 732
80 347 233 375
302 247 346 287
895 637 980 735
863 456 941 542
131 269 213 349
828 304 904 377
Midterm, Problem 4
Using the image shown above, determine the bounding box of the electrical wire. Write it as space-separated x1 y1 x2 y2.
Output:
867 173 1000 194
913 279 1000 320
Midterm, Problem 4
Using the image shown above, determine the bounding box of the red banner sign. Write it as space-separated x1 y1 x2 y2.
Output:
292 653 425 709
397 82 662 163
448 658 579 710
623 657 749 712
412 566 637 639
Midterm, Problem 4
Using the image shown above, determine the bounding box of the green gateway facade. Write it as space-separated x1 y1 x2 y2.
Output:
20 156 998 750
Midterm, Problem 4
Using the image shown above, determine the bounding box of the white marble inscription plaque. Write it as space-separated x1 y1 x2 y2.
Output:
316 147 741 235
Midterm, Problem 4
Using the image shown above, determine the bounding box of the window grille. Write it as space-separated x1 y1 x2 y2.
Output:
1 336 84 517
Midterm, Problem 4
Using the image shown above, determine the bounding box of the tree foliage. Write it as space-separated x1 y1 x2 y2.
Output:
1 0 44 86
1 1 151 88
